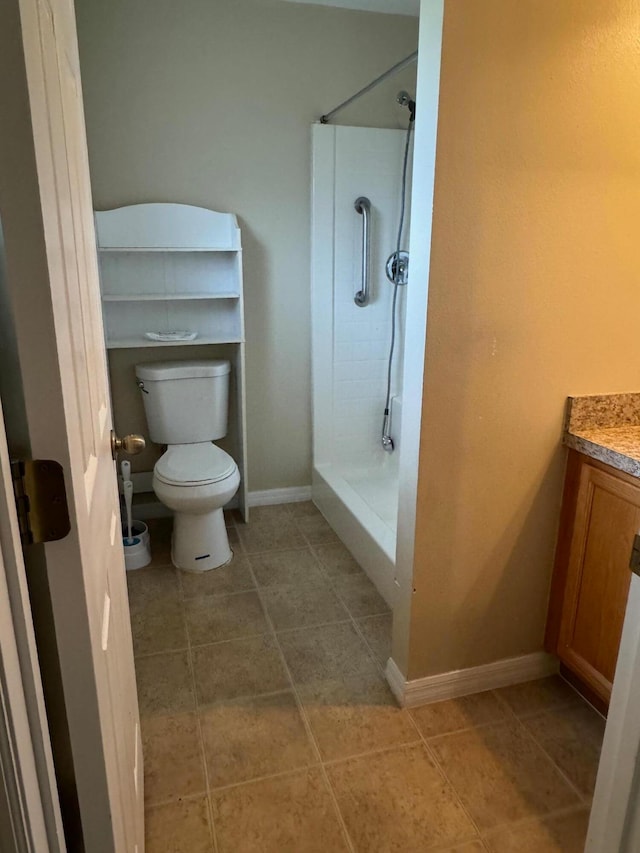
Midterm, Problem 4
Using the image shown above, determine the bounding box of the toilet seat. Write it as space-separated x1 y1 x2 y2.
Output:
154 443 237 487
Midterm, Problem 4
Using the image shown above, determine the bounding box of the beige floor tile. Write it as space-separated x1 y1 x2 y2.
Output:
314 542 363 577
211 768 349 853
299 669 419 761
261 583 349 630
522 703 605 797
131 601 187 657
141 712 206 805
494 676 584 718
483 807 590 853
179 555 255 598
136 650 195 716
411 691 510 739
277 621 379 686
288 501 323 519
192 635 289 705
333 572 390 618
249 548 327 587
430 721 580 831
237 518 306 554
145 796 214 853
327 743 478 851
356 613 392 667
127 565 181 611
185 591 269 646
295 514 340 546
242 504 293 525
200 691 317 788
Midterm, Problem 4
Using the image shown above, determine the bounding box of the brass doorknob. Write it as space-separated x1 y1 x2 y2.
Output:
111 431 146 460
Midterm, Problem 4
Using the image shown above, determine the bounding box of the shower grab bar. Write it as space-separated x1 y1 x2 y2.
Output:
354 196 371 308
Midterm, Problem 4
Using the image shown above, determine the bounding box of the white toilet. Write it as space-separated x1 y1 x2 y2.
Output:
135 359 240 572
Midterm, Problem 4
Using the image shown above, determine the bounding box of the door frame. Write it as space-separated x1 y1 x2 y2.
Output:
0 397 65 852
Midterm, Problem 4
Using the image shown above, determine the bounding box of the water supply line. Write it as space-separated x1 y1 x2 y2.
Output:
381 94 415 453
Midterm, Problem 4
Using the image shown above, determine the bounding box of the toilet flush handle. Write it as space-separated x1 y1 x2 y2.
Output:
111 431 146 461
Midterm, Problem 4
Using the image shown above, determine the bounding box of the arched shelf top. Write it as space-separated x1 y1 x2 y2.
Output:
94 203 241 250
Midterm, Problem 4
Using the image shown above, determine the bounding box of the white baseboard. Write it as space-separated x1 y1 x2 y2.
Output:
386 652 559 708
249 486 312 507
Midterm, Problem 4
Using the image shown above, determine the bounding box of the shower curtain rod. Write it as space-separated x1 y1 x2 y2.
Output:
320 50 418 124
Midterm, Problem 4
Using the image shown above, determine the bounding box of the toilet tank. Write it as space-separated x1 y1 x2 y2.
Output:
135 359 231 444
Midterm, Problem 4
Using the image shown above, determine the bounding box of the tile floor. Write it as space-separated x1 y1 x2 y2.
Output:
130 503 602 853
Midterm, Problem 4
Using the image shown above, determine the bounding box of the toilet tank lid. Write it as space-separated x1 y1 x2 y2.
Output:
135 359 231 381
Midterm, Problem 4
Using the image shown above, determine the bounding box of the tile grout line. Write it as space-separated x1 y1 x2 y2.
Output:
413 694 592 841
176 566 220 853
245 558 358 853
207 760 323 795
414 689 594 846
514 714 591 806
480 802 594 846
197 559 287 852
304 539 393 677
140 509 393 850
135 513 592 852
318 737 427 769
404 710 487 849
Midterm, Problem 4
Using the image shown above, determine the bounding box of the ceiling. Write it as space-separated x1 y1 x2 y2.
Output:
279 0 420 17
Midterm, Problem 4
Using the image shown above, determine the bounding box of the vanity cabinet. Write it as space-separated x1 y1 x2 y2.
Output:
545 450 637 706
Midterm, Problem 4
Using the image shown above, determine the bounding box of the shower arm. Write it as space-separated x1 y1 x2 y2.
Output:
354 197 371 308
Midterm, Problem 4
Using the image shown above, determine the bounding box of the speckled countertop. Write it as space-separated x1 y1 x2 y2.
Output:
564 393 640 478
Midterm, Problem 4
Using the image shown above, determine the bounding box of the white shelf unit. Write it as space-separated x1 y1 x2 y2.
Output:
95 202 249 520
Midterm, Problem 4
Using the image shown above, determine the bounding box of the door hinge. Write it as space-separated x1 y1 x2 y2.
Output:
630 534 640 577
11 459 71 545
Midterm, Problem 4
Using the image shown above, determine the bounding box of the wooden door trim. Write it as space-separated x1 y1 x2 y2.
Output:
545 449 583 651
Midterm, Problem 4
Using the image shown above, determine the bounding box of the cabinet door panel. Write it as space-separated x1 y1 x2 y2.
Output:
558 465 637 700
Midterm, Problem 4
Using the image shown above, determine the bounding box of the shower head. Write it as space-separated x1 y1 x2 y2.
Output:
396 90 416 122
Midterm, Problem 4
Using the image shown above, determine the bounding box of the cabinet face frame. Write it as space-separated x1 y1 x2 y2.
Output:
547 450 637 704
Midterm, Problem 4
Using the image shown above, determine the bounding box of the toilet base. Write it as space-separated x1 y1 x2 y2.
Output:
172 507 232 572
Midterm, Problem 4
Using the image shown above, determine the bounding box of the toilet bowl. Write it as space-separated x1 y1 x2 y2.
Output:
135 359 240 572
153 442 240 571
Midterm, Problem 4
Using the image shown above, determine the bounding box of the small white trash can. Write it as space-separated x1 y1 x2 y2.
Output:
123 520 151 571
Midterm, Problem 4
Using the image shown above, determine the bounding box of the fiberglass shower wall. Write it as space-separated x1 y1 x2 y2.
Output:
311 124 411 601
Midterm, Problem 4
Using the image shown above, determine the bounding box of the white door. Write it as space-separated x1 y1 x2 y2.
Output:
587 573 640 852
0 0 143 850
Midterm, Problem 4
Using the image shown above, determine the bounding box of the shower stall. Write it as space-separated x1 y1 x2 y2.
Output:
311 121 413 606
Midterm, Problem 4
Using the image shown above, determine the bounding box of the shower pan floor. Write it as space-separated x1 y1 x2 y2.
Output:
340 460 399 532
